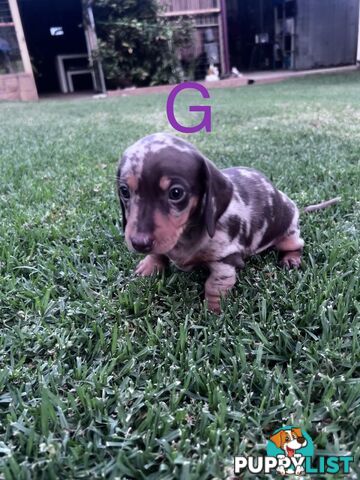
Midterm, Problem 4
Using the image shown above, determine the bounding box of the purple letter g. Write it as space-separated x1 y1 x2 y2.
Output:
166 82 211 133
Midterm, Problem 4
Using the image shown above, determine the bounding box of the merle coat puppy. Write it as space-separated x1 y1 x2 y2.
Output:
117 133 334 313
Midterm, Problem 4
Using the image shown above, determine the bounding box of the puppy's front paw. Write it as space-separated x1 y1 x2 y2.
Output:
204 262 236 314
205 293 221 314
279 250 302 269
135 254 167 276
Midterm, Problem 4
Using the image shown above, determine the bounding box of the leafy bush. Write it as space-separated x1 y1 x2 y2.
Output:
92 0 193 89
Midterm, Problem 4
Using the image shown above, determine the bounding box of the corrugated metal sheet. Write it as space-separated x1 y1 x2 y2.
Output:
295 0 359 69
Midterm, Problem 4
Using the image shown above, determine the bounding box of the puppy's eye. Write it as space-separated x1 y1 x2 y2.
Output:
120 185 130 199
169 185 186 202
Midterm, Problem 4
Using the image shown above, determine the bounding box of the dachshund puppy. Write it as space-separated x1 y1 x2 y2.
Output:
117 133 305 313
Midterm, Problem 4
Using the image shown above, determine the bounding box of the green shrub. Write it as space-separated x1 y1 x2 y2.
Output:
92 0 193 88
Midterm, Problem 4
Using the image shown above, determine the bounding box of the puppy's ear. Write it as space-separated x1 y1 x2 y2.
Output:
270 431 285 449
202 157 233 237
116 164 127 232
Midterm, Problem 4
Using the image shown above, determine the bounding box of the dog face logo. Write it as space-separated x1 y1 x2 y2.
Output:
267 426 314 476
270 427 307 457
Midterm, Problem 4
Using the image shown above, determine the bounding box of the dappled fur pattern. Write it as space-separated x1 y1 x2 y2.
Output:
117 133 304 312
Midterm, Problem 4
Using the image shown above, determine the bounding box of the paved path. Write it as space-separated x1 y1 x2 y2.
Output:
107 65 359 97
40 65 359 101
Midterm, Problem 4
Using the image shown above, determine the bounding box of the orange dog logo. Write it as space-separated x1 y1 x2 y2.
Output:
269 427 308 475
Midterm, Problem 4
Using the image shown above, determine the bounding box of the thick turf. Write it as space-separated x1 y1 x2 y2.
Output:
0 72 359 479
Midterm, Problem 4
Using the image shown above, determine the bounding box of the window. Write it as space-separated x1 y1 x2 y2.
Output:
0 0 23 74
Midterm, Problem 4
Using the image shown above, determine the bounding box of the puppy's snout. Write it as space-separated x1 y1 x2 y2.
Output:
130 233 154 253
297 437 306 445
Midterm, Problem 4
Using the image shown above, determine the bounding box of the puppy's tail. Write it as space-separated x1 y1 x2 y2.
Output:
303 197 341 213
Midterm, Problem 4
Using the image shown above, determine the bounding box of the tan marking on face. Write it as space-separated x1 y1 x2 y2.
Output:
124 195 198 255
152 210 187 253
159 176 171 191
151 196 198 253
189 196 198 212
126 175 138 191
124 199 140 251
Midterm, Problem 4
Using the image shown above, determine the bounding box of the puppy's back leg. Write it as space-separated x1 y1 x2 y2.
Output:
275 228 304 269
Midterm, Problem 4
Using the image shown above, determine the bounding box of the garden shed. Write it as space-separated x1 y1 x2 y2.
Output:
1 0 360 101
226 0 360 71
0 0 104 100
0 0 37 100
158 0 229 78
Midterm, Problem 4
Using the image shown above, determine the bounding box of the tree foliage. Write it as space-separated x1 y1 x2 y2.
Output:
93 0 193 88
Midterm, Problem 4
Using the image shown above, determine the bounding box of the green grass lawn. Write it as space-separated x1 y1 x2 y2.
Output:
0 72 359 480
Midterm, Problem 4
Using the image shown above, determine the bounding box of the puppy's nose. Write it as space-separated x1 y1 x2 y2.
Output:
298 437 306 444
130 234 154 253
